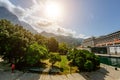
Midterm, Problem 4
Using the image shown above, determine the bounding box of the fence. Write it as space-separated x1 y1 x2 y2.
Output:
99 56 120 67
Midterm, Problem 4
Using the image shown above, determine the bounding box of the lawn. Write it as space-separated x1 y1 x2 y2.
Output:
55 55 78 74
41 55 78 74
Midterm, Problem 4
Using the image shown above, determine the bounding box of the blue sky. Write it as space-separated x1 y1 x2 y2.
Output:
63 0 120 37
0 0 120 38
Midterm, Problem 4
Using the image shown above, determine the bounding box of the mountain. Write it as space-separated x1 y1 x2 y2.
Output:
0 7 37 33
41 31 83 47
0 6 83 47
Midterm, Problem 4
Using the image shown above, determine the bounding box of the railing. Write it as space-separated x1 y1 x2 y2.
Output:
98 55 120 68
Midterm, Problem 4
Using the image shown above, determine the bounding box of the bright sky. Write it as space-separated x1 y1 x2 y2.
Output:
0 0 120 38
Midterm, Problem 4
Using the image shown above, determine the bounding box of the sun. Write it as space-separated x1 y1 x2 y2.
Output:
44 1 63 19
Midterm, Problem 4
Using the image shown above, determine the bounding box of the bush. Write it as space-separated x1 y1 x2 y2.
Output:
49 53 61 67
84 60 93 71
67 49 100 72
75 57 85 70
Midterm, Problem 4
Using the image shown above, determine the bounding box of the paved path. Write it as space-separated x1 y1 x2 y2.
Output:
80 64 120 80
0 65 120 80
0 72 86 80
15 73 86 80
0 70 23 80
0 57 120 80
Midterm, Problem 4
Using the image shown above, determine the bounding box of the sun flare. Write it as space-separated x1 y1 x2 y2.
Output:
45 1 63 19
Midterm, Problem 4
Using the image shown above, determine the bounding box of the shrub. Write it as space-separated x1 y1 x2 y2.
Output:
75 57 85 70
49 53 61 67
84 60 93 71
67 49 100 71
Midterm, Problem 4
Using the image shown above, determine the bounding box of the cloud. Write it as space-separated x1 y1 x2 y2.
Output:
37 20 53 27
75 34 90 39
0 0 25 18
57 27 75 36
0 0 89 39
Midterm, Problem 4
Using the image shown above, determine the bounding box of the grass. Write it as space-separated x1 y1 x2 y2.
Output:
41 55 79 74
41 59 51 68
55 55 78 74
60 56 69 73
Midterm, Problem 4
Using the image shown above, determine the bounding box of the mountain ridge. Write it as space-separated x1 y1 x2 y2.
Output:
0 7 37 33
0 6 83 47
40 31 83 47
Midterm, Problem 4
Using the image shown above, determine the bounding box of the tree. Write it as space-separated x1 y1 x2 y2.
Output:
58 43 68 55
0 19 35 63
34 34 47 45
0 19 13 57
47 37 59 52
0 20 23 63
49 53 61 67
26 43 48 65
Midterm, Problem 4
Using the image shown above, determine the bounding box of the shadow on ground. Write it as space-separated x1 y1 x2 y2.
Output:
0 60 11 71
26 63 48 73
79 67 109 80
0 60 42 80
49 66 62 75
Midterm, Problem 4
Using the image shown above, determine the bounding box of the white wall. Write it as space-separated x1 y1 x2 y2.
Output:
109 46 120 55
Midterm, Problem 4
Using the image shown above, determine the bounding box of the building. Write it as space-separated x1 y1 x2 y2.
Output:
82 37 95 47
82 31 120 47
95 31 120 47
82 31 120 55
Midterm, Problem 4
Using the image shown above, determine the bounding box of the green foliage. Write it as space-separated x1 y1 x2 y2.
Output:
58 43 68 55
26 43 48 65
67 49 74 61
0 19 49 66
60 56 69 72
75 57 85 69
84 60 93 71
0 19 34 63
67 49 100 71
34 34 48 45
0 19 99 72
47 37 59 52
49 53 61 66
